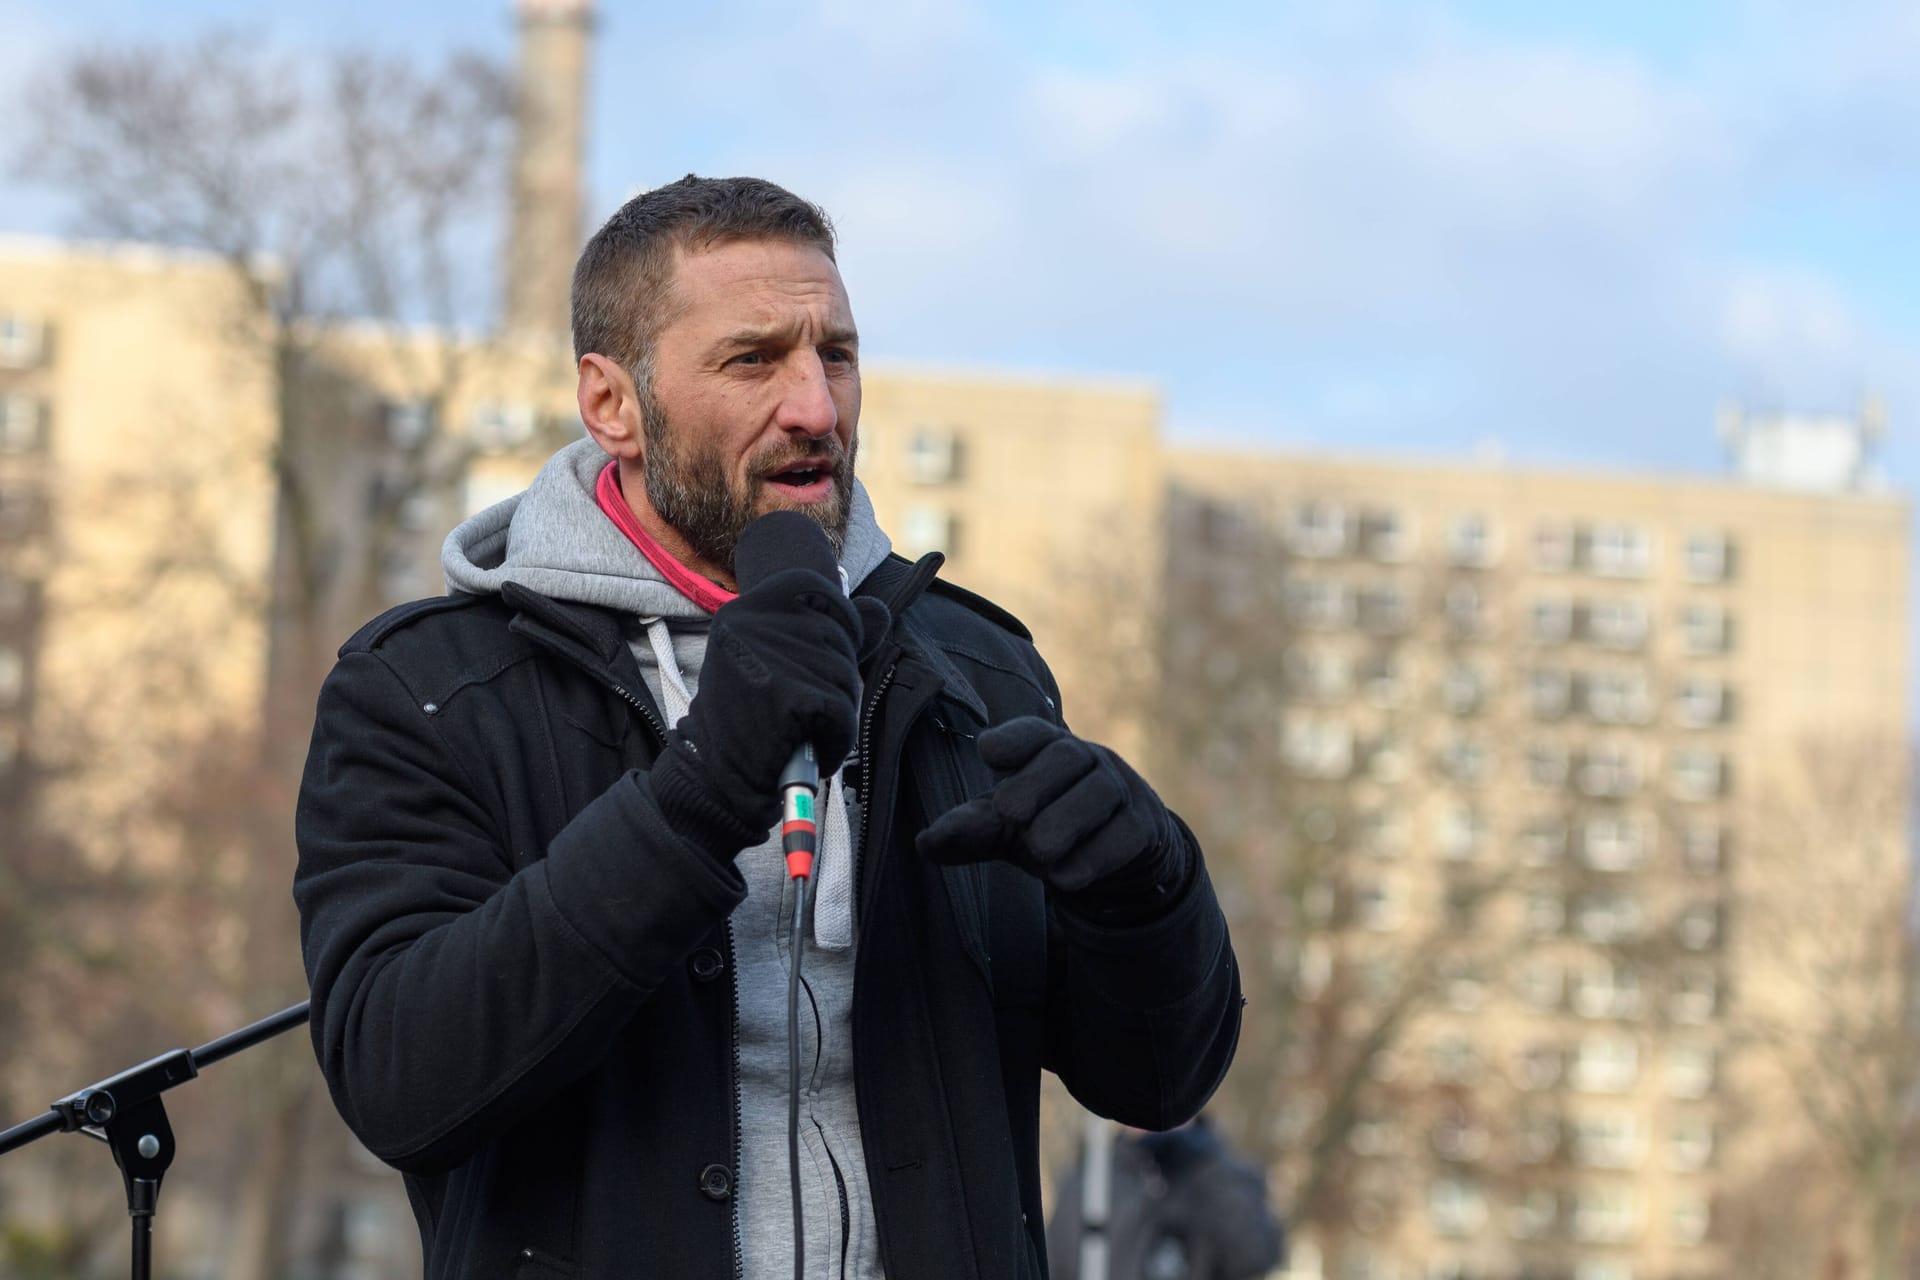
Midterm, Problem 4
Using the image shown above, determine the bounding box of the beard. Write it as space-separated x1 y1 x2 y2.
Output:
640 391 858 579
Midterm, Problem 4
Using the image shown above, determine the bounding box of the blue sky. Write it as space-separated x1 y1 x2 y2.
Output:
3 0 1917 481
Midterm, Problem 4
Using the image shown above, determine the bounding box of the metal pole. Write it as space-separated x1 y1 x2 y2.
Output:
1078 1113 1115 1280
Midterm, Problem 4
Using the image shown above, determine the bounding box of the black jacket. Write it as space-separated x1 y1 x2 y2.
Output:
294 554 1242 1279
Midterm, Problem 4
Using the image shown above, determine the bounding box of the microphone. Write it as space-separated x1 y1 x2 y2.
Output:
734 511 842 882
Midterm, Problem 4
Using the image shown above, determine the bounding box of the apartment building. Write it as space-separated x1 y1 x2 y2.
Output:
1165 413 1909 1280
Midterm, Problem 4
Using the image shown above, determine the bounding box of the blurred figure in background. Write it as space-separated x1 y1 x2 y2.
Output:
1048 1114 1284 1280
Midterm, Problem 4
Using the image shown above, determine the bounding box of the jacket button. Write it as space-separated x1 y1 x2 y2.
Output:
698 1163 733 1201
689 947 725 981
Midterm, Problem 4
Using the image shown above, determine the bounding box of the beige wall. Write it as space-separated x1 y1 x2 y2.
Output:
0 240 279 869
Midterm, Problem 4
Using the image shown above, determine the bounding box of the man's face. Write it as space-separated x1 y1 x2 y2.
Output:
639 238 861 576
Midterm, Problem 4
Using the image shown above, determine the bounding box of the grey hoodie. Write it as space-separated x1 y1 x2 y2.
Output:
443 437 893 1279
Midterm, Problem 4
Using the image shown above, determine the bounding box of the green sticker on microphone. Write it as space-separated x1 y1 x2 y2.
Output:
790 792 815 822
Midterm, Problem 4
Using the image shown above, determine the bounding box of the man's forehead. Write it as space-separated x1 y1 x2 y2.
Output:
668 237 845 295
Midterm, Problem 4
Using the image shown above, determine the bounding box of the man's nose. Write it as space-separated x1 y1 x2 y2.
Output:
774 353 839 438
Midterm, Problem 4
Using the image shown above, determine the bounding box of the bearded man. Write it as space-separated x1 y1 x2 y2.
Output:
294 175 1242 1280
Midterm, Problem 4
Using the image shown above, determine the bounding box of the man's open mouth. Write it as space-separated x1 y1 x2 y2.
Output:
767 460 835 493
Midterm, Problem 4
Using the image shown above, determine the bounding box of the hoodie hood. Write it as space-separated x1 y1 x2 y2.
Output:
442 437 893 616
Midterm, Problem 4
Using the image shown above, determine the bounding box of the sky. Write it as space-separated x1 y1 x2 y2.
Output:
3 0 1917 471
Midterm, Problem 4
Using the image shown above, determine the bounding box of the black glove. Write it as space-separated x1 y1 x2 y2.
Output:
915 717 1190 911
648 513 887 859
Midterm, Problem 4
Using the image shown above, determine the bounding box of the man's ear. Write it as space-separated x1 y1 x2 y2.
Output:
578 353 644 460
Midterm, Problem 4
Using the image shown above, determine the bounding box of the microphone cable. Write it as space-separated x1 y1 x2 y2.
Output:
779 745 820 1280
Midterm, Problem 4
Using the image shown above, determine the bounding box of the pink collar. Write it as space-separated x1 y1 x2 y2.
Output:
595 460 738 614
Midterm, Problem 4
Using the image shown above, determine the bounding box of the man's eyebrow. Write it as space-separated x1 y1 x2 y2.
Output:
716 323 859 348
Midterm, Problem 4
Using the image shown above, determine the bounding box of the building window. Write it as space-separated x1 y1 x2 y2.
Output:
0 395 46 454
1670 968 1719 1024
1578 742 1641 798
1570 959 1643 1020
1677 902 1722 951
1520 817 1568 866
0 645 24 707
1681 823 1724 874
899 505 958 558
1533 520 1576 572
1285 649 1351 701
1516 958 1563 1011
1427 1177 1487 1238
1347 1112 1401 1158
1574 892 1645 944
1438 804 1485 858
1448 514 1498 568
384 399 435 449
1672 1194 1712 1247
1574 1108 1643 1168
1531 598 1574 646
1680 604 1730 655
1571 1035 1640 1093
1359 810 1406 858
1357 583 1411 634
1584 670 1652 724
1515 1114 1561 1170
1430 1040 1482 1087
904 427 963 484
1670 749 1727 801
1526 743 1569 790
1441 664 1487 715
1525 891 1565 937
1361 509 1412 562
1509 1188 1556 1237
1669 1113 1716 1171
1668 1043 1715 1099
1365 731 1409 783
1574 1258 1635 1280
1282 716 1354 779
1684 531 1732 584
1289 500 1348 558
1582 813 1652 872
1586 598 1650 650
1284 577 1353 629
1572 1188 1642 1244
1589 523 1653 578
1438 739 1491 787
467 401 538 453
1528 667 1572 718
0 313 47 368
1674 679 1728 728
1354 876 1408 932
1514 1043 1561 1091
1444 583 1484 638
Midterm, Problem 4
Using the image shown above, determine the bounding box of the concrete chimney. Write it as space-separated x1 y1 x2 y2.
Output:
503 0 594 348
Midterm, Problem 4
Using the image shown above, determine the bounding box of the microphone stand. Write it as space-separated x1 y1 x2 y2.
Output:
0 1001 312 1280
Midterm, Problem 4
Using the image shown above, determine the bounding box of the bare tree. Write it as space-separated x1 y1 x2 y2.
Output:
6 32 521 1278
1729 735 1919 1280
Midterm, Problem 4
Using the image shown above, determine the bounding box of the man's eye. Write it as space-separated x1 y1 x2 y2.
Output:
823 347 855 365
730 351 766 366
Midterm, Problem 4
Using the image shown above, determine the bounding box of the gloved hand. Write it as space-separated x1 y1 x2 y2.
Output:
915 717 1190 911
649 565 875 859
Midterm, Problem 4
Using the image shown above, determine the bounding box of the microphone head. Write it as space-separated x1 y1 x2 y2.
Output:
734 511 839 594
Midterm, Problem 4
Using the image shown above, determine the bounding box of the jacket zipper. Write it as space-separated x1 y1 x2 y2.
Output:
609 670 745 1277
726 917 745 1280
851 659 900 855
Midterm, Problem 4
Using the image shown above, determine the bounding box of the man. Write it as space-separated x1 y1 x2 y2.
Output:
1047 1117 1284 1280
295 175 1242 1279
